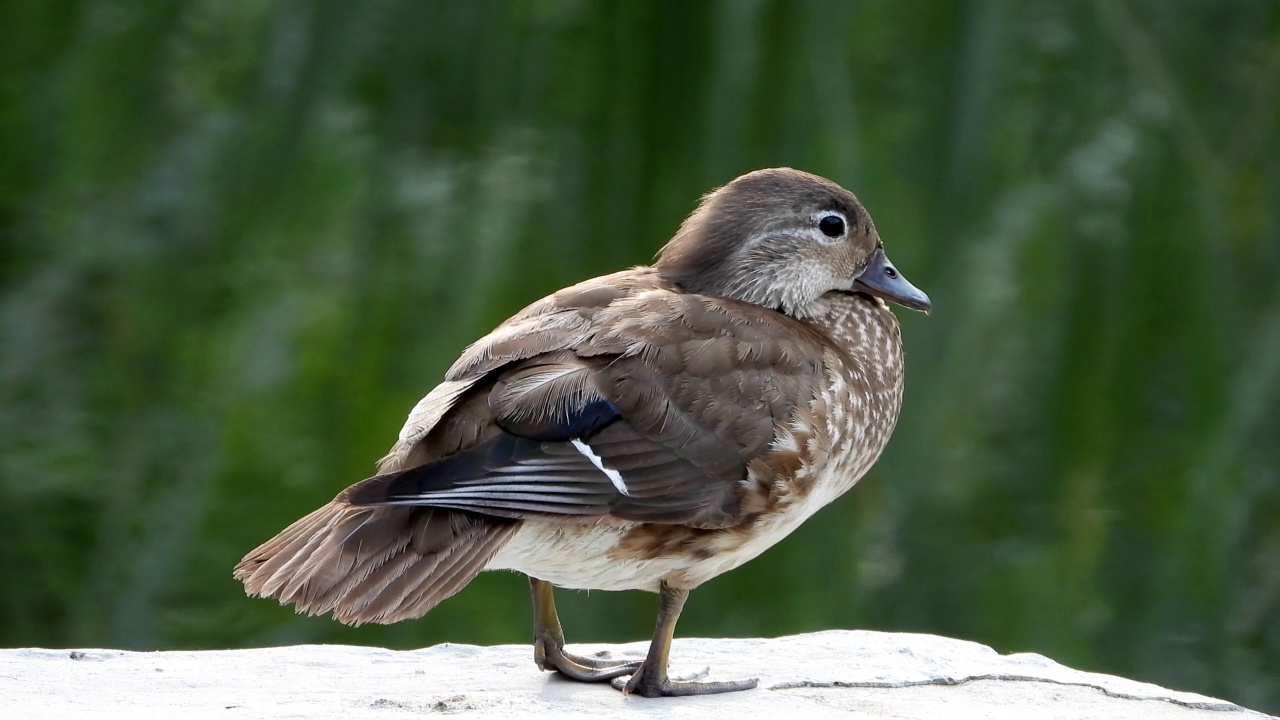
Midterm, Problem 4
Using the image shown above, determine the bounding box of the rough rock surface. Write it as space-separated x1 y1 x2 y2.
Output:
2 630 1271 719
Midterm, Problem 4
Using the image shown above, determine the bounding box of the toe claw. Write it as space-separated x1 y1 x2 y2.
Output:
539 644 643 683
615 666 757 697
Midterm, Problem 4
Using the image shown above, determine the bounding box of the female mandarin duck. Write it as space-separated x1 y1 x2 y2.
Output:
235 168 930 697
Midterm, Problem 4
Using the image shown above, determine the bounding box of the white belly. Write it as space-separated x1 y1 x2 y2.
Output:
486 521 668 591
484 468 856 592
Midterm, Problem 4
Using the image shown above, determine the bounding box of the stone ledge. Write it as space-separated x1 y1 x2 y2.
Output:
1 630 1271 719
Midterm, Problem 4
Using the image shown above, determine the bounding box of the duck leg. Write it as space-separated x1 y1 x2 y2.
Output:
529 576 642 681
612 583 759 697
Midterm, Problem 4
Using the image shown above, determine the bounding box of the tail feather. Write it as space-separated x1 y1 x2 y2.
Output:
234 500 518 625
350 520 499 623
333 512 459 621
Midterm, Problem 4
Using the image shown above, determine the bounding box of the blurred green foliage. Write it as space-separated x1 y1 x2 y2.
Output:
2 0 1278 711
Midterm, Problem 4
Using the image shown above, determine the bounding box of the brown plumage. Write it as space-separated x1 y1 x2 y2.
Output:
234 168 930 697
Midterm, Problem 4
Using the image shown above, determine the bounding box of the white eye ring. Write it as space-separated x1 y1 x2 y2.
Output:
812 212 848 243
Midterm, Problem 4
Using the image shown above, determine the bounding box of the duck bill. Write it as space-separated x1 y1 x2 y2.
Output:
854 247 932 314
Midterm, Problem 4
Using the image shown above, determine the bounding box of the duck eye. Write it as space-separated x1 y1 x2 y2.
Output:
818 215 845 238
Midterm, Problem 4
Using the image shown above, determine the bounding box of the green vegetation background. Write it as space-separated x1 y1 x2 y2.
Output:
2 0 1278 711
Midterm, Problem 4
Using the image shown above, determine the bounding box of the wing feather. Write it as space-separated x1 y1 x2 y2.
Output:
355 271 825 529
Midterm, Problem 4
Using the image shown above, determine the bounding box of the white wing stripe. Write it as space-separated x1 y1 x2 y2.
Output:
570 438 631 496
